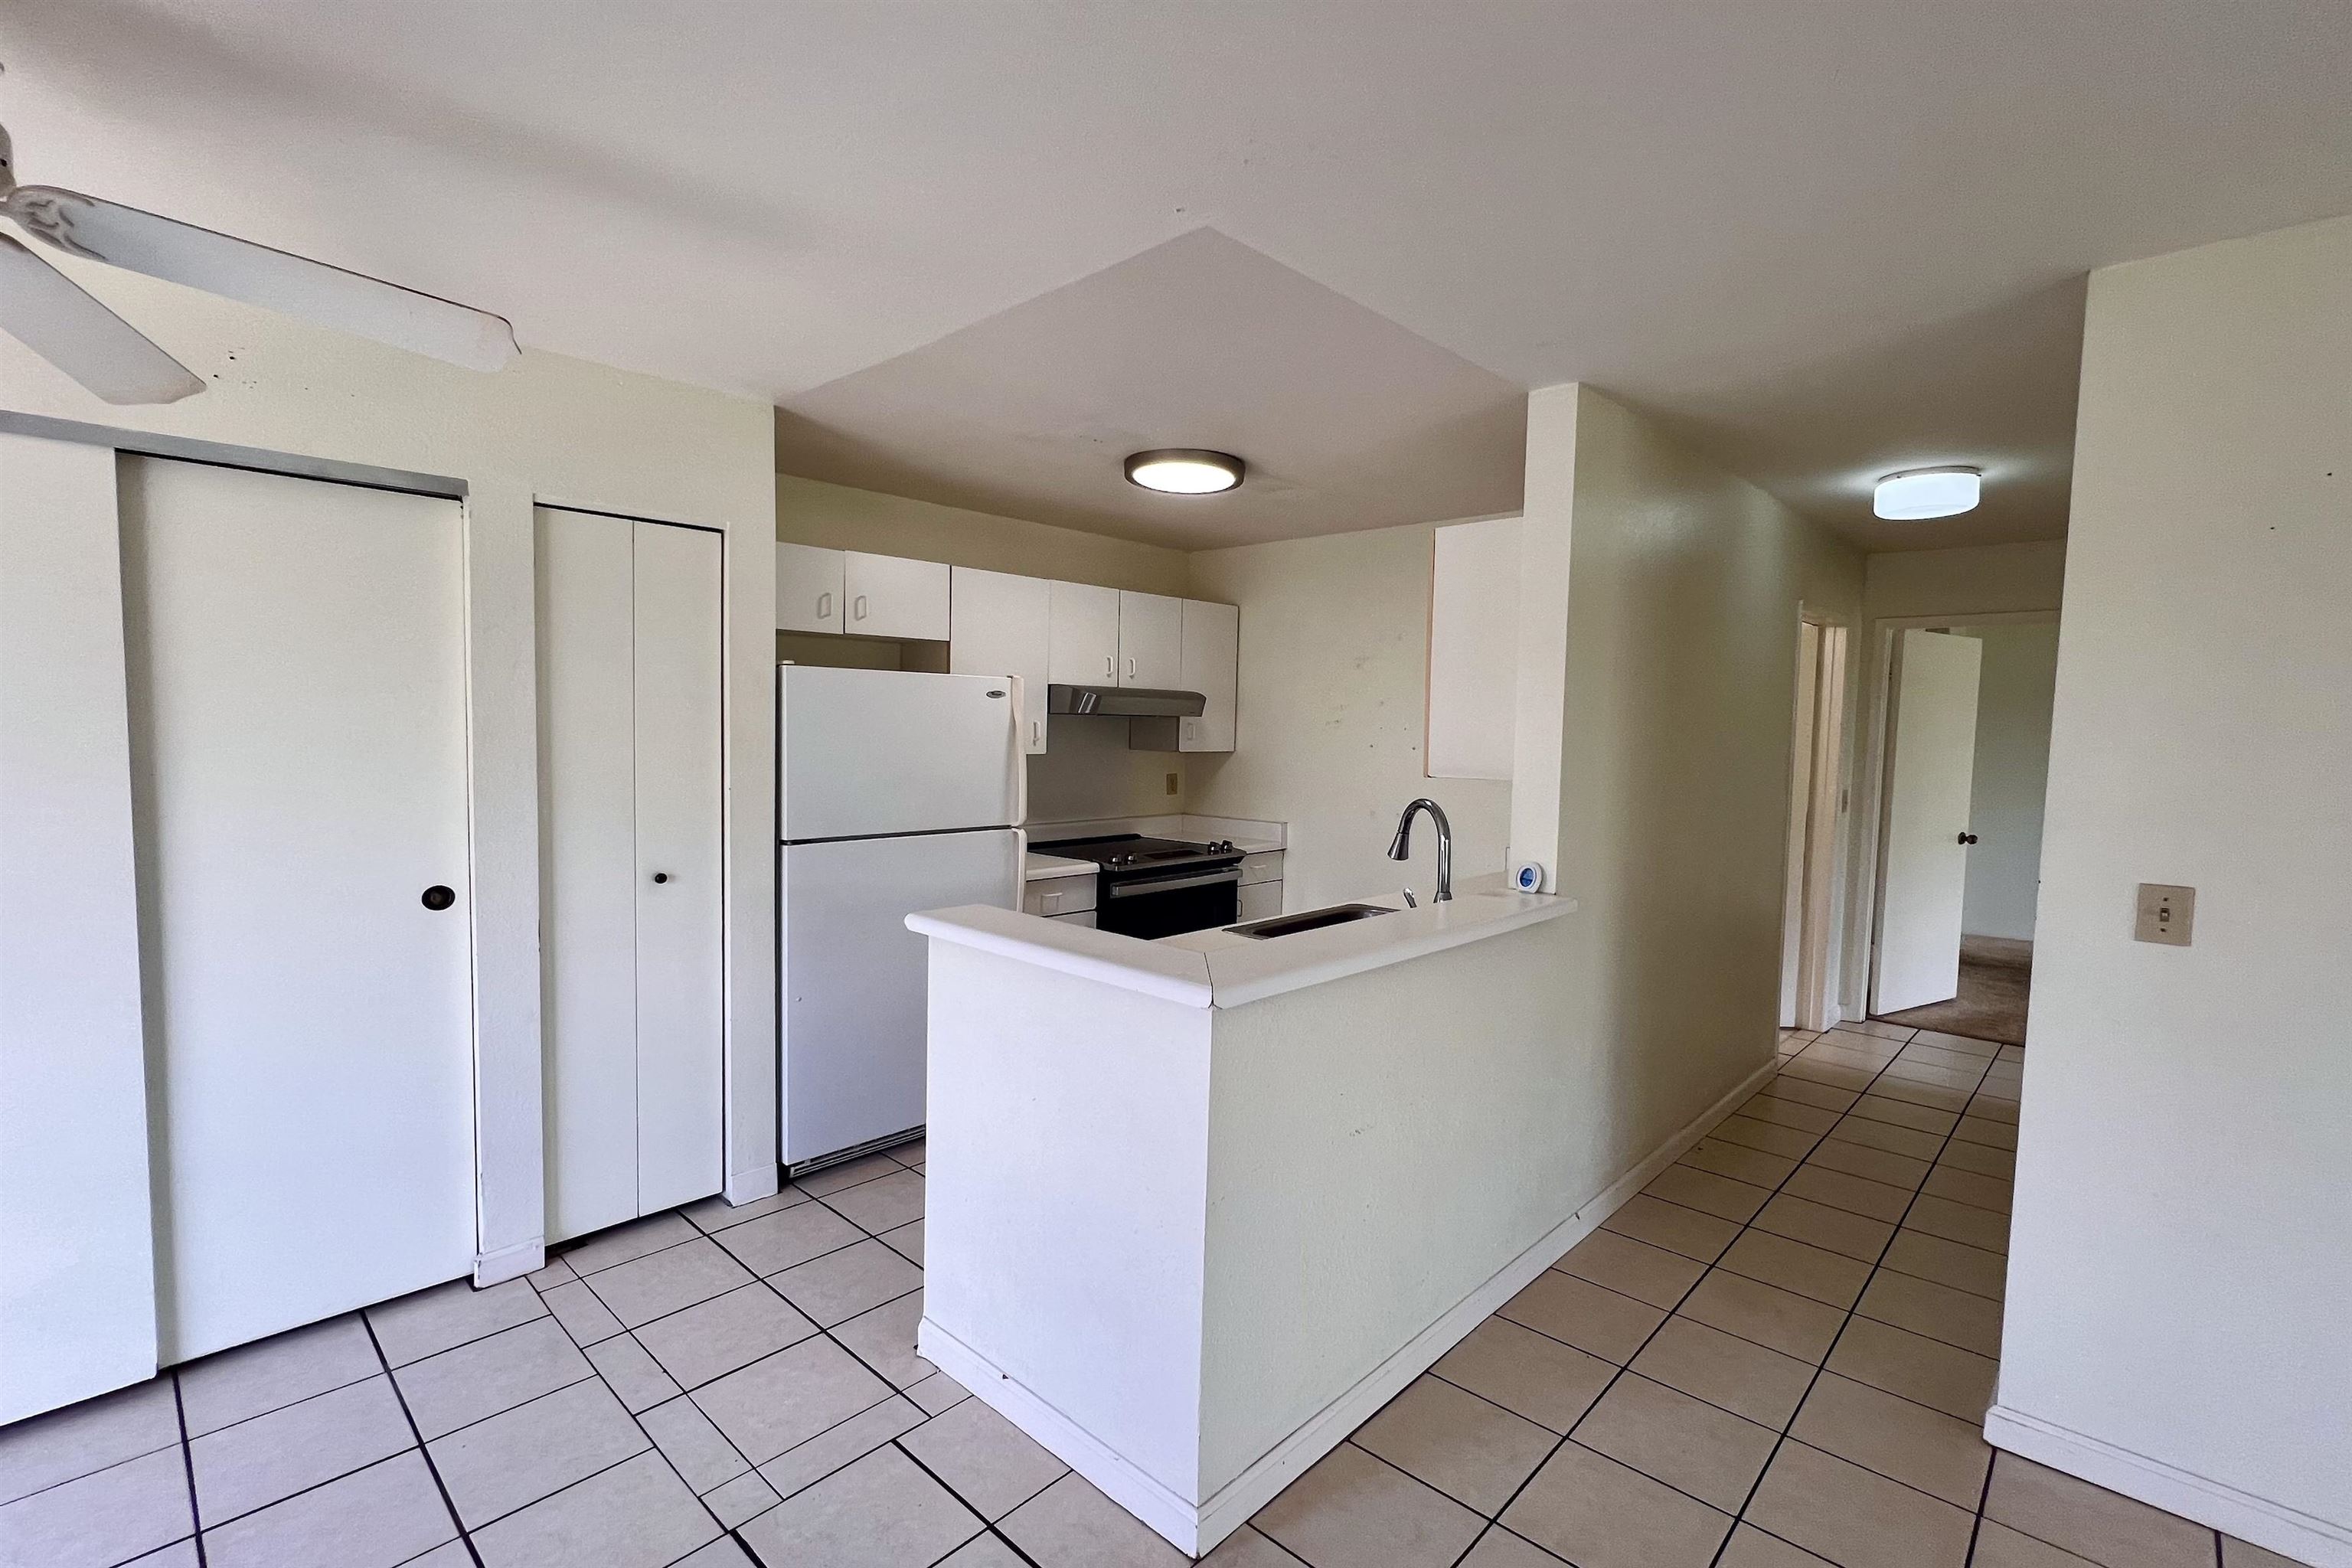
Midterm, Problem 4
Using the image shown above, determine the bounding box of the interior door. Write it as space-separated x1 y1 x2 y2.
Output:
121 457 475 1362
1873 629 1984 1014
779 828 1021 1166
631 521 726 1214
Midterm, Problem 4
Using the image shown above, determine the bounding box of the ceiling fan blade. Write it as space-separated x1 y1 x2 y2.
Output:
6 185 518 372
0 233 204 404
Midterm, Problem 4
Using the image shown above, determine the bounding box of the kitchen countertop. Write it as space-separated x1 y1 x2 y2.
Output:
910 871 1574 1008
1022 852 1096 882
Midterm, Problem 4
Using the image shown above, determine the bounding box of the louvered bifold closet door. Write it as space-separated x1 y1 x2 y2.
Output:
537 509 724 1241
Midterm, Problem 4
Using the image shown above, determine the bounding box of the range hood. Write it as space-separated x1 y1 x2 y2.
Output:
1046 683 1206 718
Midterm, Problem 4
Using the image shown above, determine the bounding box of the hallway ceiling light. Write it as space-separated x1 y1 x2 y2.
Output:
1874 466 1982 520
1125 449 1245 495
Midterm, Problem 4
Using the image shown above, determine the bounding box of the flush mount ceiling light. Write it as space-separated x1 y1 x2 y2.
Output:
1125 448 1245 495
1874 466 1982 520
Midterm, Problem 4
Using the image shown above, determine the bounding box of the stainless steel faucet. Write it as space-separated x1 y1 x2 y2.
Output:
1387 798 1453 902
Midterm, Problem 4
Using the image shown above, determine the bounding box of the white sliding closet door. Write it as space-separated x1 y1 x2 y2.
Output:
538 509 724 1240
121 458 475 1363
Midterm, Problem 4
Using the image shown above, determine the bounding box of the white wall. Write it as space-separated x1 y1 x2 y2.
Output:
1184 521 1512 910
778 472 1188 594
1954 621 2058 942
1027 713 1186 826
0 263 774 1415
1513 385 1866 1177
1863 540 2067 622
1989 216 2352 1566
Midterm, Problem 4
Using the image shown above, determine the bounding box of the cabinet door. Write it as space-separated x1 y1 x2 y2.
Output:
950 567 1052 753
1238 880 1283 922
845 551 950 640
776 541 844 633
1177 599 1238 752
1048 580 1120 684
632 521 726 1217
1118 591 1184 688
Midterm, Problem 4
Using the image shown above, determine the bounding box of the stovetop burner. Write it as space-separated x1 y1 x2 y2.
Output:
1034 833 1243 874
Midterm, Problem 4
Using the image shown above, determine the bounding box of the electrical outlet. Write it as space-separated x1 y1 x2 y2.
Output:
2135 884 2194 946
1165 772 1180 796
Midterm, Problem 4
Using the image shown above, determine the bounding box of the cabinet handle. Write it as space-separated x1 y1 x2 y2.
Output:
1030 719 1041 745
1103 654 1115 678
854 594 868 621
1125 657 1136 678
817 591 832 621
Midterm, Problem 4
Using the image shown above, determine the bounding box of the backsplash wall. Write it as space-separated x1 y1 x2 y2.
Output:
1026 714 1182 827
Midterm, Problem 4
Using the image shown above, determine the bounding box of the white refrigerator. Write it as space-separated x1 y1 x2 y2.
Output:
779 666 1025 1169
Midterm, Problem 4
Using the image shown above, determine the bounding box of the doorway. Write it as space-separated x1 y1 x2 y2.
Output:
1779 615 1847 1031
1865 614 2060 1045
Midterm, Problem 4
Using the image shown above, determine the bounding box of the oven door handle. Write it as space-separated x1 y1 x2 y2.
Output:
1106 867 1242 897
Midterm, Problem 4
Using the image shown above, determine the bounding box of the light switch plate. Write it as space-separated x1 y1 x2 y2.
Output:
2135 883 2194 946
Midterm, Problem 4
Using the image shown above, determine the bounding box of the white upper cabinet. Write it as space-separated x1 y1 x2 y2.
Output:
1426 515 1521 781
1177 599 1239 753
1048 580 1120 685
950 567 1052 754
1117 591 1183 688
776 541 844 634
844 551 949 641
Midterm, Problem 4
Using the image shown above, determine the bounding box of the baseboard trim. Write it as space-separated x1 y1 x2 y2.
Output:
472 1237 544 1288
921 1053 1782 1555
1984 1404 2352 1568
725 1164 783 1205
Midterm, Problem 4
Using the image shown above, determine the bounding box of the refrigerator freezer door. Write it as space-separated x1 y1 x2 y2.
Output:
779 667 1022 841
780 828 1022 1166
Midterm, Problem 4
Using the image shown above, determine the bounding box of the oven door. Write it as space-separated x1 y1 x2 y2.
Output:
1097 864 1242 939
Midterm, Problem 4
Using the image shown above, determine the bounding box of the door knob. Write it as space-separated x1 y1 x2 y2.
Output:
1956 832 1978 845
652 872 671 884
420 885 456 910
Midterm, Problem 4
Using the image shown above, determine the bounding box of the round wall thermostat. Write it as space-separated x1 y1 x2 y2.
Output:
1512 861 1547 893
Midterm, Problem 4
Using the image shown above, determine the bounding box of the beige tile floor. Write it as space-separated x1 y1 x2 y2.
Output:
0 1026 2314 1567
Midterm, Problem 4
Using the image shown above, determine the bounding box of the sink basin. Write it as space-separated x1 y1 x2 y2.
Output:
1226 903 1396 940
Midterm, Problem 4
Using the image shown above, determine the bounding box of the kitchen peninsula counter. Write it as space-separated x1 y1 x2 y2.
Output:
904 874 1586 1555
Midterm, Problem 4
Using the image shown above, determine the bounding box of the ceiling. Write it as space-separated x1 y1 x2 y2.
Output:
6 2 2350 550
773 229 1527 550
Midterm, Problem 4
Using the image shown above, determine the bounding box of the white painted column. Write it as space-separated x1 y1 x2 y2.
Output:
0 433 158 1418
1508 383 1579 887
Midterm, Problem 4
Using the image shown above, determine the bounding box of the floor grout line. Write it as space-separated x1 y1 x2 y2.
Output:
170 1371 208 1568
1703 1041 2002 1566
361 1313 487 1567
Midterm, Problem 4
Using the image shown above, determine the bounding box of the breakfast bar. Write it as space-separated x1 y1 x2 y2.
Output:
905 875 1578 1555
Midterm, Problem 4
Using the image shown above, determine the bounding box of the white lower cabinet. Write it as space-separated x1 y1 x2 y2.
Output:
1238 880 1283 922
540 508 726 1243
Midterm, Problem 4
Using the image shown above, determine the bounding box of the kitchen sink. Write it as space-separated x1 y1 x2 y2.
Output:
1226 903 1396 939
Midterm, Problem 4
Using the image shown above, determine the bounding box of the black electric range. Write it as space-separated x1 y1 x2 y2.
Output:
1031 834 1246 939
